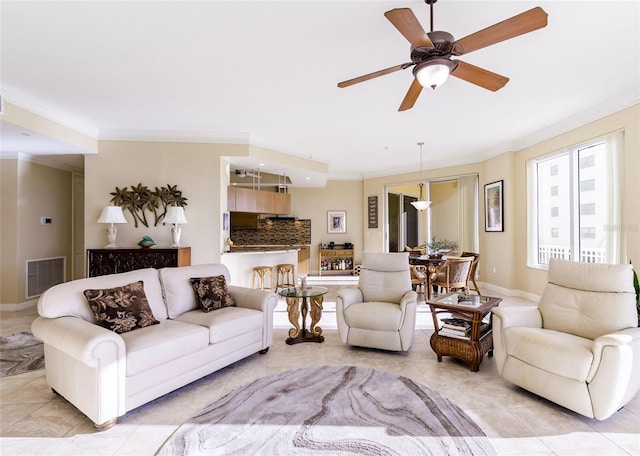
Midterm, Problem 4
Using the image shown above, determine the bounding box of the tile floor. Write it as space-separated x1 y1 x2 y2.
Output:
1 286 639 455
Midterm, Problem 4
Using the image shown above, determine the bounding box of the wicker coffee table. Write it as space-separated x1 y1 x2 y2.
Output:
426 292 502 372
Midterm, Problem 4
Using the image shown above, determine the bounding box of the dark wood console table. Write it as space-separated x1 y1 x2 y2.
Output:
87 247 191 277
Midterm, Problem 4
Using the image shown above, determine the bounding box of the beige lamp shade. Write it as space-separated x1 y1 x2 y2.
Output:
164 206 188 225
97 205 127 224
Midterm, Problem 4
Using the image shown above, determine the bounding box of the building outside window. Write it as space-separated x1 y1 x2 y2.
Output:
527 132 623 267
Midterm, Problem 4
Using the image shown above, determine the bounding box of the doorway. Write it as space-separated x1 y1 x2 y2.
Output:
386 174 479 254
387 192 418 252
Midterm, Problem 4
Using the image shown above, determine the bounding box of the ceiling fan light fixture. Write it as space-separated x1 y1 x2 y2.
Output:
411 199 430 211
413 58 455 90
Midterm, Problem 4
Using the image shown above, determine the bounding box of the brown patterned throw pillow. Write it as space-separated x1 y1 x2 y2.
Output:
190 275 235 312
83 281 159 333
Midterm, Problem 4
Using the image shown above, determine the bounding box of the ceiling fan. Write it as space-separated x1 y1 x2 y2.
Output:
337 0 548 111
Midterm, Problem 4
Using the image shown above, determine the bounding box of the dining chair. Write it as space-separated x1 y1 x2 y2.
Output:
460 252 481 295
410 264 428 295
431 256 474 294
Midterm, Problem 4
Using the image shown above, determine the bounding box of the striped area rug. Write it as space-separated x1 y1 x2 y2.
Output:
0 331 44 378
158 365 496 456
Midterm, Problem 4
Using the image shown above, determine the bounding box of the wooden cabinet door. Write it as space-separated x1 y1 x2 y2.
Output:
273 192 291 214
227 186 236 211
234 187 257 212
255 190 274 213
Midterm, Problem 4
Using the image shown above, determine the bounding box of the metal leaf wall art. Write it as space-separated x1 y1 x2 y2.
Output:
109 183 188 228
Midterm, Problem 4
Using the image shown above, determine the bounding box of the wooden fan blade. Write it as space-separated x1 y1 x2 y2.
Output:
399 78 423 111
451 60 509 92
456 7 548 55
385 8 434 49
337 63 408 88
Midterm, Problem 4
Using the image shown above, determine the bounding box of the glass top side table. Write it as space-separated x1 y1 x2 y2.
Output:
278 286 329 345
426 292 502 372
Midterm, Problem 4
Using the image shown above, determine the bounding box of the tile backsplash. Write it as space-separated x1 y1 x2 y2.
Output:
231 218 311 246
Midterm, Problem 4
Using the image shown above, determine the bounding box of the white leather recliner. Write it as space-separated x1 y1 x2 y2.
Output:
493 258 640 420
336 252 417 351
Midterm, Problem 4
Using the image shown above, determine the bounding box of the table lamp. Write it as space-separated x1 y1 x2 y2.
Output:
97 205 127 249
164 206 188 248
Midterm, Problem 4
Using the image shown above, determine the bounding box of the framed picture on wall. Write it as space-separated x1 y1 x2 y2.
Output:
327 210 347 234
484 180 504 232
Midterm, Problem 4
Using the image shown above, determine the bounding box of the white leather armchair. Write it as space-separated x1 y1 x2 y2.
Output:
336 252 417 351
493 258 640 420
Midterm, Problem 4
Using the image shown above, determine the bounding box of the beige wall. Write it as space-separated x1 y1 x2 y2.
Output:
0 159 73 308
480 152 516 291
289 180 363 274
1 159 19 305
430 180 459 246
85 141 247 266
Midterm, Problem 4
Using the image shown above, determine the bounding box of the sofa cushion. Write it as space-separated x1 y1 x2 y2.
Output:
344 301 403 331
83 281 160 334
159 264 232 319
38 268 168 322
120 319 209 376
174 306 263 344
190 275 235 312
504 326 594 381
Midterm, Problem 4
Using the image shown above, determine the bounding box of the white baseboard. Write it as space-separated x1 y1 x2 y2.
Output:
0 300 38 312
479 282 540 303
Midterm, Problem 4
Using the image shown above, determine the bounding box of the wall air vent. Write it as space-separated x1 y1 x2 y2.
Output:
26 257 66 298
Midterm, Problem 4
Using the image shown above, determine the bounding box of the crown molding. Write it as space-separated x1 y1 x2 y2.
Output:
1 84 99 138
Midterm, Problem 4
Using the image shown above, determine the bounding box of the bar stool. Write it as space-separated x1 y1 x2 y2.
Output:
252 266 273 290
275 263 295 292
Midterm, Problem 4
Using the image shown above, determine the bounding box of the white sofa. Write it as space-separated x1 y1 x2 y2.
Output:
31 264 277 430
493 259 640 420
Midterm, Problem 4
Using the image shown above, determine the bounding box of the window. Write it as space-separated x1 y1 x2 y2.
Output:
580 203 595 215
580 179 595 192
527 131 623 267
579 155 595 169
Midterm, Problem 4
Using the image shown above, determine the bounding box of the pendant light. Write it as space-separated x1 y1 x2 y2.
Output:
411 142 431 211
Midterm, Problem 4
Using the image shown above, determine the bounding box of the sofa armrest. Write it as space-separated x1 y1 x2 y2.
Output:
492 305 542 329
587 327 640 419
32 315 125 365
228 286 278 313
399 290 418 311
335 287 363 310
492 306 542 375
31 316 126 427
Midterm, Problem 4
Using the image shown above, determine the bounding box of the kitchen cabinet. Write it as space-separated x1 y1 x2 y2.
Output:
227 186 236 211
230 212 258 230
274 192 291 214
298 246 310 274
233 187 258 213
227 186 291 215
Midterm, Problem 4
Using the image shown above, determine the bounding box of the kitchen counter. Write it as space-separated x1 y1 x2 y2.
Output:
221 248 301 288
228 245 309 252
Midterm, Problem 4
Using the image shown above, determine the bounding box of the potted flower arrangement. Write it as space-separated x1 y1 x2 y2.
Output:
428 237 445 259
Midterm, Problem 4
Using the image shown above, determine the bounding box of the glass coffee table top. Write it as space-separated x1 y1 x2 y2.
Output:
278 287 328 298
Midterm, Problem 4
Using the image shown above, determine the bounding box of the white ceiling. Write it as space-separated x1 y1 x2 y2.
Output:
1 1 639 186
